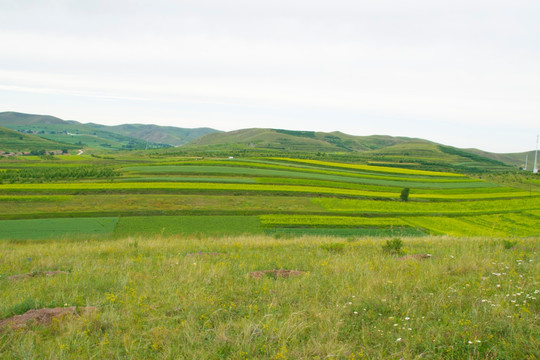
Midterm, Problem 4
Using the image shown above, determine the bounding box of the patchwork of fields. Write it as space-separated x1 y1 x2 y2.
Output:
0 156 538 239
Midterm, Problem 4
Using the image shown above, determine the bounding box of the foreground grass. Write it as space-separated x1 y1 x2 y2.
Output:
0 235 538 359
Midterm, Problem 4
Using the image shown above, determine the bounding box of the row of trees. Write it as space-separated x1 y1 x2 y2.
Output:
0 167 119 183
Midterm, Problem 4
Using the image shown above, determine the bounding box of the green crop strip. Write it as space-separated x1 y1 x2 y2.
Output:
113 215 262 237
265 227 426 237
125 161 479 183
270 158 467 177
0 195 72 202
123 164 489 188
0 182 400 198
260 215 409 227
314 197 540 214
0 217 118 240
400 214 538 237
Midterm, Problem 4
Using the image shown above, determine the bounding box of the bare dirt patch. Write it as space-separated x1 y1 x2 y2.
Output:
0 306 97 330
8 270 69 281
248 269 305 279
397 254 432 261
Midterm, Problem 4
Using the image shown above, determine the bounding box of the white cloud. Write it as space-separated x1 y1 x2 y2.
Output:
1 0 539 152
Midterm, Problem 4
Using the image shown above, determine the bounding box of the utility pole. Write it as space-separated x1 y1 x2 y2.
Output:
533 134 539 174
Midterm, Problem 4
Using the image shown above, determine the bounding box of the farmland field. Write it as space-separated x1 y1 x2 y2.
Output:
0 156 539 239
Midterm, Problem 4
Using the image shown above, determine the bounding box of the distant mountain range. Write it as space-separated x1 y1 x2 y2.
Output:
0 111 533 172
0 112 221 151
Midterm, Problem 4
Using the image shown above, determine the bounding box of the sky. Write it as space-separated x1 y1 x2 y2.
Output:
1 0 539 153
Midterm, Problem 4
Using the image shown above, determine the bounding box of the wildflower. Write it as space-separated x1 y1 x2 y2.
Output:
404 317 410 320
396 338 402 342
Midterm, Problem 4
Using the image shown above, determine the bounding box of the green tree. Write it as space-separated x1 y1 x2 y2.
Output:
400 187 410 201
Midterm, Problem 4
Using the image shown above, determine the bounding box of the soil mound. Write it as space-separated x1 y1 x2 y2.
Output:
397 254 432 261
249 269 305 279
8 271 69 281
0 306 97 330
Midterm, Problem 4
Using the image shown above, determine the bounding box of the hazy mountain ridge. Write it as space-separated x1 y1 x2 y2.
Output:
0 112 220 150
86 123 220 146
0 112 533 171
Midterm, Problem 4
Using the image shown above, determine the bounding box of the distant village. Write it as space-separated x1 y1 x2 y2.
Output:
1 129 69 158
0 149 67 158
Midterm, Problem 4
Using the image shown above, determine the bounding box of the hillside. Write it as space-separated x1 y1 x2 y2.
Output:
189 128 417 152
86 123 220 146
0 126 77 153
185 128 514 173
0 112 218 150
464 148 533 168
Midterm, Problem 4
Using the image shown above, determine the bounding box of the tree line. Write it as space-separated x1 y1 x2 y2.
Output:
0 167 119 183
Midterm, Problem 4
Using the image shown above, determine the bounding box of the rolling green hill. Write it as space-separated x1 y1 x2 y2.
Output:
85 123 220 146
0 112 160 151
183 128 514 173
0 126 77 153
188 128 417 152
0 112 218 151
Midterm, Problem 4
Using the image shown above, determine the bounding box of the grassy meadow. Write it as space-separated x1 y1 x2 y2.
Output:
0 152 539 358
0 235 538 359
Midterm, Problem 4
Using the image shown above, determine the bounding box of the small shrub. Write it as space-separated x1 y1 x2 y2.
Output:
382 238 404 255
502 239 518 249
320 242 346 253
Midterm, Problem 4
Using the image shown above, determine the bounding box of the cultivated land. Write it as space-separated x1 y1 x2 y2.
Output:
0 140 538 358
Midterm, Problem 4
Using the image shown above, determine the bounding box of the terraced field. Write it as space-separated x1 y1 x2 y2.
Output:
0 156 538 239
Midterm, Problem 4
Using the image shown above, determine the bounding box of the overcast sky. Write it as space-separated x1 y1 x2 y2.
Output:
1 0 539 153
